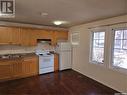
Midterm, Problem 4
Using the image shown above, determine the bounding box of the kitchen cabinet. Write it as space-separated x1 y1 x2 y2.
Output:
35 29 54 45
0 26 36 46
54 54 59 72
29 29 37 46
0 27 12 44
22 56 38 77
0 61 13 81
54 31 68 45
20 28 37 46
0 27 21 44
35 29 53 39
41 30 54 45
56 31 68 40
0 55 38 82
33 29 68 45
0 26 68 46
11 28 21 45
12 60 22 78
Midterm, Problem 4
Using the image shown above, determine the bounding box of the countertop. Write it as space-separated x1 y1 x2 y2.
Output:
0 51 59 61
0 53 37 61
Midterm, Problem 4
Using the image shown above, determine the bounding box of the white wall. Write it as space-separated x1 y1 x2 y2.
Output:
69 15 127 93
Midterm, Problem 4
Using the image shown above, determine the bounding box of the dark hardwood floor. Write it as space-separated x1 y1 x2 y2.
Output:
0 70 118 95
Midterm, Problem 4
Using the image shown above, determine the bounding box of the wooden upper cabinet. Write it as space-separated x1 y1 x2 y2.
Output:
57 31 68 40
0 27 20 45
0 26 68 46
34 29 55 45
37 30 53 39
0 27 12 44
20 28 37 46
35 29 53 39
11 27 21 45
33 29 68 45
53 31 68 45
30 29 37 46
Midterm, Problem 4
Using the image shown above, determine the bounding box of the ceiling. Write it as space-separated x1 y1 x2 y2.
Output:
0 0 127 28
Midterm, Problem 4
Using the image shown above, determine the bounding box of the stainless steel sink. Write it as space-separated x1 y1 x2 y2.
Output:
0 54 23 59
0 53 35 60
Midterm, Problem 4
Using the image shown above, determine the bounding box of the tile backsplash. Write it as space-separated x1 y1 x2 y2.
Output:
0 45 36 55
0 44 55 55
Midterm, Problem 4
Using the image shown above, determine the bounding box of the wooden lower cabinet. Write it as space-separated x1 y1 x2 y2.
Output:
12 60 22 78
0 61 13 81
0 54 60 82
22 57 38 77
0 56 38 82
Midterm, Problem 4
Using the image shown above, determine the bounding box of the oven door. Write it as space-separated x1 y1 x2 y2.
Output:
39 55 54 69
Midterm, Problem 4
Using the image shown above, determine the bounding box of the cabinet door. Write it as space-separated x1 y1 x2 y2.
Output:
35 29 54 45
11 27 21 45
20 28 30 46
0 27 21 44
12 60 22 78
57 31 68 40
36 30 53 39
0 61 13 80
22 57 38 77
0 27 12 44
29 29 37 46
54 31 68 44
20 28 37 46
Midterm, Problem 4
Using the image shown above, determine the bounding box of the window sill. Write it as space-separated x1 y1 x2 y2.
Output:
89 61 105 67
109 66 127 75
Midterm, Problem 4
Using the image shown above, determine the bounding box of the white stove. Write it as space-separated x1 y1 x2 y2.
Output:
38 52 54 74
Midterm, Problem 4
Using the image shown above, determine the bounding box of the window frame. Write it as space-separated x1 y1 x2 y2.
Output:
89 30 106 66
71 31 80 46
110 27 127 74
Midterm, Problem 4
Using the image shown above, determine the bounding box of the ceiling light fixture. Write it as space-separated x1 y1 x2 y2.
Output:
53 21 63 25
53 21 68 25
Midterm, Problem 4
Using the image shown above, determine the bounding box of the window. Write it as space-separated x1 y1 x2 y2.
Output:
90 32 105 64
112 29 127 70
89 24 127 73
71 31 80 45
